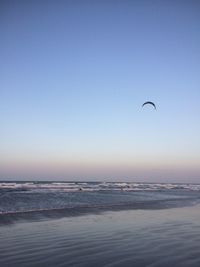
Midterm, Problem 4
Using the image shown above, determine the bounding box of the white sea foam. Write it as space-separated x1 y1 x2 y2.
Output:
1 181 200 216
1 182 200 192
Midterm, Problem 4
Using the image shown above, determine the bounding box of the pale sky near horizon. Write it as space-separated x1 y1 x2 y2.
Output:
1 0 200 182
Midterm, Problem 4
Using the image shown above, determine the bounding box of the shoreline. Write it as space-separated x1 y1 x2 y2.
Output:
1 204 200 266
0 198 199 226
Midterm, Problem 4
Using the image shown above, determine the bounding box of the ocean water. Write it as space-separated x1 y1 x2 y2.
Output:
1 181 200 267
0 181 200 221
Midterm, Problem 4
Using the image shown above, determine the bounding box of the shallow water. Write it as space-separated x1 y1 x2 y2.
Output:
1 205 200 267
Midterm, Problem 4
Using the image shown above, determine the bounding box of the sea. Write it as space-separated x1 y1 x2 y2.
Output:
0 181 200 220
1 181 200 267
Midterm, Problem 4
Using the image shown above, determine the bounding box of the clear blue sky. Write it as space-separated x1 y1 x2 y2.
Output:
1 0 200 182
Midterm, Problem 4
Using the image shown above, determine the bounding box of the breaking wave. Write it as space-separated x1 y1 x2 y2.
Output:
0 181 200 220
1 181 200 192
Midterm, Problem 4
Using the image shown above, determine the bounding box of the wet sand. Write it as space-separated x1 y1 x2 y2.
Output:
1 205 200 267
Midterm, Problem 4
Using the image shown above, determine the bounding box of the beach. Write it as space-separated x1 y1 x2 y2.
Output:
1 182 200 266
1 1 200 266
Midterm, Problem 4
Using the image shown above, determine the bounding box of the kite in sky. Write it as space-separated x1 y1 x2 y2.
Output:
142 101 156 110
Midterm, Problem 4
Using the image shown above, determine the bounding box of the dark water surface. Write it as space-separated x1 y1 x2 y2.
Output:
1 182 200 266
1 181 200 217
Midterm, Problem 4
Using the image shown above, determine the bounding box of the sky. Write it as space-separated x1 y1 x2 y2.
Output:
0 0 200 182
